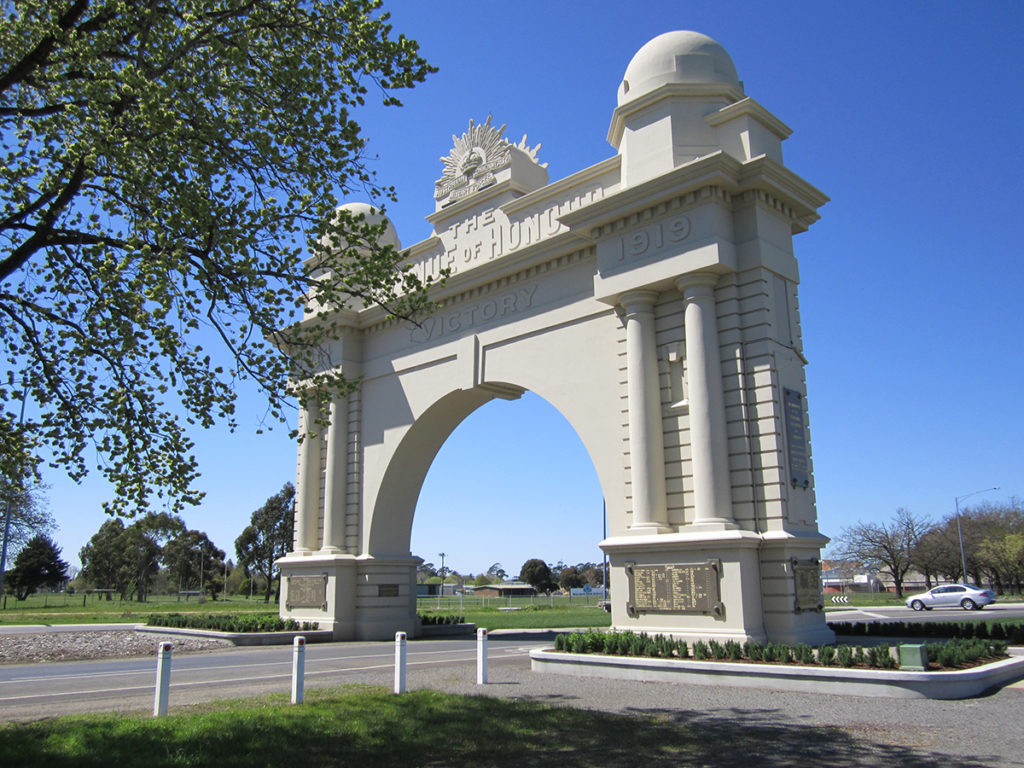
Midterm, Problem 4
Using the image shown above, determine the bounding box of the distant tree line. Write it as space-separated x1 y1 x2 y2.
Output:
415 558 606 595
831 500 1024 597
2 483 296 603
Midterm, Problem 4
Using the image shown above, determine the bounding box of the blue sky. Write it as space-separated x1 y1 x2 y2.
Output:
41 1 1023 577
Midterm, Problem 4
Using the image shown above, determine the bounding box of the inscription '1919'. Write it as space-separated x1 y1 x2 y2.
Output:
617 215 691 261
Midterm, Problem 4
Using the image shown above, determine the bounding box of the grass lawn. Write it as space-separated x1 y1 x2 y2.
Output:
0 593 278 626
0 686 710 768
428 605 613 630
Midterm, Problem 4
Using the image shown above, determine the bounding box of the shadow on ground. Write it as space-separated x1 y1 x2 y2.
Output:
0 686 1000 767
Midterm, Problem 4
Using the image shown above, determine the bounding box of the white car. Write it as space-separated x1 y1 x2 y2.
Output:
905 584 996 611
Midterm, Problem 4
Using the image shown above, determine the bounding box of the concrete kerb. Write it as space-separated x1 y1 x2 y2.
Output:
135 625 334 646
529 647 1024 700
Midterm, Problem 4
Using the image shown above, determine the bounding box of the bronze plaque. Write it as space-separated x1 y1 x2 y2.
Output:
793 560 823 613
784 388 810 489
626 561 722 616
286 575 327 611
378 584 400 597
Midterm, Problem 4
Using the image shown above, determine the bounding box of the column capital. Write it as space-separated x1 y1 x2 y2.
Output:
675 271 720 296
619 289 659 314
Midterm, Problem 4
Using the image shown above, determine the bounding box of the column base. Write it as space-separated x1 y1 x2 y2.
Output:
628 521 673 533
687 518 738 533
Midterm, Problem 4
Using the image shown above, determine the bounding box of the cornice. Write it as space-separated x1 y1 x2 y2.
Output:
501 155 621 215
558 151 829 237
425 177 537 227
559 151 743 233
607 82 745 147
704 96 792 139
358 242 595 338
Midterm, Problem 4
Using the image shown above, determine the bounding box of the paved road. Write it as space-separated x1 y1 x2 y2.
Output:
0 633 549 721
825 601 1024 624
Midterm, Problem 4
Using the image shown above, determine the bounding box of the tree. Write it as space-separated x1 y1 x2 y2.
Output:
6 533 68 599
79 516 164 601
834 508 933 598
0 480 54 560
558 565 586 591
0 1 439 515
485 563 507 582
519 558 557 594
164 529 224 599
235 483 295 603
977 533 1024 594
416 561 437 583
79 518 127 599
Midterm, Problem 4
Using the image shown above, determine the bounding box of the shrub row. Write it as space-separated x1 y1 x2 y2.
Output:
553 630 1007 670
147 613 317 633
925 637 1009 668
418 614 466 625
829 619 1024 643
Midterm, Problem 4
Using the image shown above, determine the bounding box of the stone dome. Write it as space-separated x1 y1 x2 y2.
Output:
334 202 401 250
617 31 741 106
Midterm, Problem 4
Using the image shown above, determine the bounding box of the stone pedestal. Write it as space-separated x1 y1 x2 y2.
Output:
602 530 834 645
279 554 419 641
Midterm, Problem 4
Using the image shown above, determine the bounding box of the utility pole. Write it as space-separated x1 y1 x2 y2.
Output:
437 552 447 608
0 379 29 602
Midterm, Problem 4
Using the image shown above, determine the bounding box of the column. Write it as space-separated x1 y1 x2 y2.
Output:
321 395 348 552
621 290 669 531
294 399 322 553
677 273 734 526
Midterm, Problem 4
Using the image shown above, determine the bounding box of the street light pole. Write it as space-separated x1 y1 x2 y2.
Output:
954 487 999 584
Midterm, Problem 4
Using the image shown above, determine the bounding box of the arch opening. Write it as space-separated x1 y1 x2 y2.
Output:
410 391 606 590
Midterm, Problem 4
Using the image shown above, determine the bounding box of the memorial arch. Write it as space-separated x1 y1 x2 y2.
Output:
278 30 835 646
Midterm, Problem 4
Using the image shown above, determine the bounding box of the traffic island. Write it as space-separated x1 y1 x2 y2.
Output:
529 648 1024 699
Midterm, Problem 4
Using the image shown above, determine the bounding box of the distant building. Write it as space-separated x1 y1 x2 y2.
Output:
821 560 884 593
466 582 537 598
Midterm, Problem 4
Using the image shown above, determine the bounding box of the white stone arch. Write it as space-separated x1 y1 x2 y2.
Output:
278 30 836 645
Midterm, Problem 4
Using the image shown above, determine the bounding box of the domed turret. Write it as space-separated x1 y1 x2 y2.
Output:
334 202 401 250
617 31 741 106
610 31 759 187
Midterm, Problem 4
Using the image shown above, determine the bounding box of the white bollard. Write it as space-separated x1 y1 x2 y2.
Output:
394 631 407 694
291 636 306 704
476 627 488 685
153 642 172 717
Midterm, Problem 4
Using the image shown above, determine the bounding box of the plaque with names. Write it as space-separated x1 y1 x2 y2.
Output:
626 561 723 616
783 388 810 489
793 560 823 613
378 584 400 597
286 575 327 611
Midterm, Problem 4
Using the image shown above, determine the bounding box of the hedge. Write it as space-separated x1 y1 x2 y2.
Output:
147 613 318 633
553 629 1007 671
419 614 466 625
829 619 1024 644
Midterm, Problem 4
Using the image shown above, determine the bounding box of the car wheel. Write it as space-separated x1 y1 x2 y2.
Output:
961 598 977 611
910 600 924 611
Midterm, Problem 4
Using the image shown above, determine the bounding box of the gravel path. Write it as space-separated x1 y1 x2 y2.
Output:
0 629 232 664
